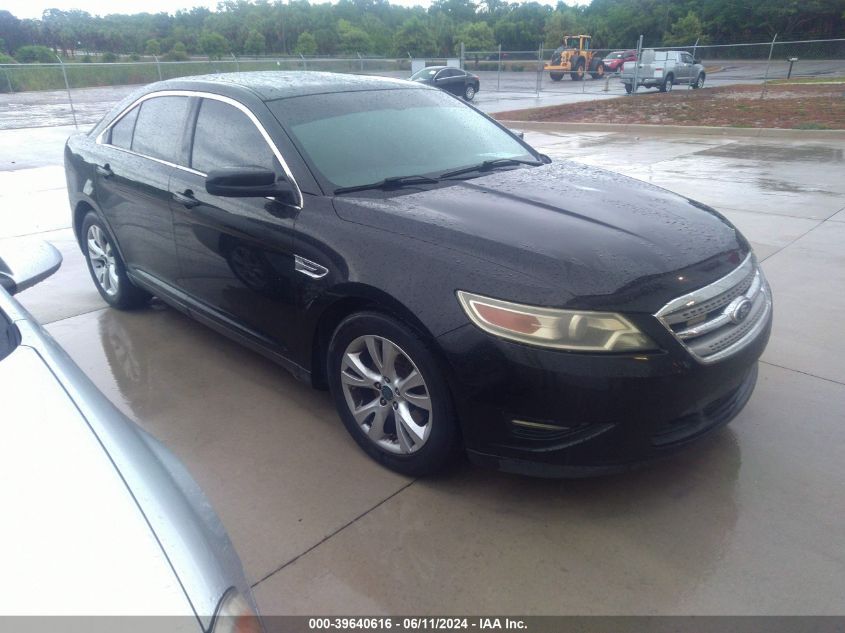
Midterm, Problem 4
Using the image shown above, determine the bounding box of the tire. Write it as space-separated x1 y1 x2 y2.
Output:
327 311 459 477
570 59 585 81
692 72 705 89
660 74 674 93
624 82 633 94
590 62 605 80
549 72 563 82
463 83 476 101
81 211 150 309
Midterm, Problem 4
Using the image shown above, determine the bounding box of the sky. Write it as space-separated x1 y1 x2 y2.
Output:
4 0 590 19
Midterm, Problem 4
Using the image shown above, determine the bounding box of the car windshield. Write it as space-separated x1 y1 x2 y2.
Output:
269 88 535 190
410 68 439 80
605 52 624 59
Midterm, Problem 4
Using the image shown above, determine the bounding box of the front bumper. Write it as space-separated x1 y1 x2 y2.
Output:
436 309 771 477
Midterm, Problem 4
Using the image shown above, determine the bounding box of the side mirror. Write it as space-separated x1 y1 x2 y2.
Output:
206 167 294 201
509 129 525 139
0 239 62 295
694 58 701 64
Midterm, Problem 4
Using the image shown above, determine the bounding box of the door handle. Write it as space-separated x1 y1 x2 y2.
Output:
173 190 201 209
96 164 113 178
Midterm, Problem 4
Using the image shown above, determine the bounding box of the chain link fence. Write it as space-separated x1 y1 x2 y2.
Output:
1 37 843 129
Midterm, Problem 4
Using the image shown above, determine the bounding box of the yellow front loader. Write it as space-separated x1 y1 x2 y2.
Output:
545 35 606 81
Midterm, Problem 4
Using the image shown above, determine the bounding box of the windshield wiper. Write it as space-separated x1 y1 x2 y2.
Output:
439 158 542 180
334 175 440 195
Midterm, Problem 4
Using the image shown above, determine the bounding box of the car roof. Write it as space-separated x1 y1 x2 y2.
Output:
155 70 422 102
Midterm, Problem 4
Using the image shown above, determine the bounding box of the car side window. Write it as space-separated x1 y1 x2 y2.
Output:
682 53 694 64
109 106 139 150
131 96 190 164
191 98 276 174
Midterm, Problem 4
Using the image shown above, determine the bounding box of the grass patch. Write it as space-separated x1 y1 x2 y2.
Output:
769 76 845 85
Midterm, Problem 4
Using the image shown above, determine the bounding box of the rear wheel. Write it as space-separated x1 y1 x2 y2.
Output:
570 59 585 81
81 212 150 309
327 312 459 476
660 74 674 93
463 83 476 101
692 72 705 89
624 82 634 94
549 72 563 82
590 62 605 80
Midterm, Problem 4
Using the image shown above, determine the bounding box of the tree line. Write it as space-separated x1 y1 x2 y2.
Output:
1 0 843 63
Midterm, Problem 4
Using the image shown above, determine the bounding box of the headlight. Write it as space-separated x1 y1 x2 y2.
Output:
212 588 264 633
457 290 657 352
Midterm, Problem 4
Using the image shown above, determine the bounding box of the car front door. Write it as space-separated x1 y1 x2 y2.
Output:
169 95 301 358
94 95 189 286
681 53 695 82
435 69 463 96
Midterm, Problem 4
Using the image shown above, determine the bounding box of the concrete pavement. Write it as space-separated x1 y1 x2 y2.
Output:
3 124 845 615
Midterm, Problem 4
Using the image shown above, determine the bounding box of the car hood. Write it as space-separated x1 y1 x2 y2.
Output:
333 161 749 312
0 342 197 621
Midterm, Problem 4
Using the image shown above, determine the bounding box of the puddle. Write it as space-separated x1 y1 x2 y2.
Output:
698 144 845 163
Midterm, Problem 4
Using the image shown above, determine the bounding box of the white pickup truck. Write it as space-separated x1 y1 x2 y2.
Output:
621 50 706 93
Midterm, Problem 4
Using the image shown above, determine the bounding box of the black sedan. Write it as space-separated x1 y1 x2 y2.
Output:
64 72 772 477
410 65 480 101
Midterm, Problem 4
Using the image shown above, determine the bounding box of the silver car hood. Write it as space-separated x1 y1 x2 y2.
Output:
0 341 196 620
0 290 252 626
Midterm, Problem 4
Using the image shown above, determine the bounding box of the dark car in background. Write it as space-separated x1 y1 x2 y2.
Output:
603 49 638 72
64 72 772 478
410 66 480 101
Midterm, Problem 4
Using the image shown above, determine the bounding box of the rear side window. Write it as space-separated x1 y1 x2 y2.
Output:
191 98 275 174
109 106 138 149
131 96 190 164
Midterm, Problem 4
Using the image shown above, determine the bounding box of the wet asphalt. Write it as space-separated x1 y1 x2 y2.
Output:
2 122 844 615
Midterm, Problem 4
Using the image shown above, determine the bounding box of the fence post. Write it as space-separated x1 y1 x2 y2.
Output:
497 43 502 91
55 54 78 129
1 66 12 93
689 37 700 90
536 43 543 96
460 42 465 70
300 53 306 70
152 54 162 80
630 35 643 96
231 52 239 72
357 52 363 73
761 33 778 99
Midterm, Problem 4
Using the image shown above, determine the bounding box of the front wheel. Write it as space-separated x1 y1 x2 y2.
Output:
590 63 605 80
692 72 705 89
549 72 563 82
327 312 459 476
81 212 150 309
570 60 585 81
624 82 633 94
463 83 476 101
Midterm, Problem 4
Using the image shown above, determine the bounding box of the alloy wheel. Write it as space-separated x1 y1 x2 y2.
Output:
339 334 433 455
87 224 119 296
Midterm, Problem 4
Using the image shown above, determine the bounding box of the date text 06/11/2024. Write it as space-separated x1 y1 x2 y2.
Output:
307 618 528 630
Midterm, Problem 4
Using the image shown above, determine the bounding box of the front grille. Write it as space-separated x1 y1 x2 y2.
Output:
656 254 772 363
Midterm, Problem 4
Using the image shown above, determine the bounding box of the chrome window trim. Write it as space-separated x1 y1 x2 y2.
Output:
95 89 303 209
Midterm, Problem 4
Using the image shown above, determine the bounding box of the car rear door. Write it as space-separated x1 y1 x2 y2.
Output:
169 95 301 357
94 95 189 287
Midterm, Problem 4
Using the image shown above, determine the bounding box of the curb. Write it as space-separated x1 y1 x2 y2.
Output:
496 120 845 140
